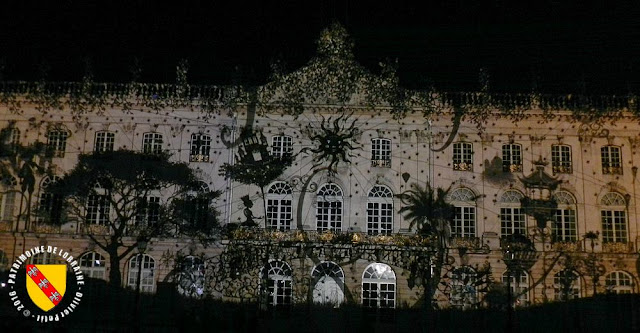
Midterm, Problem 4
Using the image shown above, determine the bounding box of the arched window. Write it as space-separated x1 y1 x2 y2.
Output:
262 260 293 307
600 192 627 243
311 262 344 306
367 185 393 235
177 256 206 297
94 131 115 153
450 266 478 309
362 263 396 308
128 254 156 293
371 138 391 168
554 270 581 300
502 270 529 305
316 184 343 232
500 190 526 237
266 182 292 230
448 188 476 238
552 191 577 242
38 176 63 224
80 252 106 279
605 271 634 294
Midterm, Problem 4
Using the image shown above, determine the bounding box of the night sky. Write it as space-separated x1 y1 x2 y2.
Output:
1 1 639 94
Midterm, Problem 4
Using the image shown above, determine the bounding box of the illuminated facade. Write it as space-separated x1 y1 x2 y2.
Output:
1 27 639 308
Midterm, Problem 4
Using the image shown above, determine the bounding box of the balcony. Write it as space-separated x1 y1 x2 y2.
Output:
82 224 111 235
371 159 391 168
450 237 489 254
552 241 581 252
602 166 623 175
453 162 473 171
190 154 210 163
602 242 634 253
552 164 572 174
229 228 434 248
503 164 523 173
0 221 12 232
29 223 61 234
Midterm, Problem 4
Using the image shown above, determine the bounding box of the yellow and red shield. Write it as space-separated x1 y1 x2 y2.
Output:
25 264 67 312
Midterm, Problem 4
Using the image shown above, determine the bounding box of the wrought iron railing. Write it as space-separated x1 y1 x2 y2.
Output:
1 81 636 113
602 242 634 253
229 228 435 248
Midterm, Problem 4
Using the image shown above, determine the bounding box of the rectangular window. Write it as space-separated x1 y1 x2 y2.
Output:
371 138 391 168
553 209 577 242
367 202 393 235
86 195 110 225
47 130 68 157
39 192 63 224
453 206 476 238
142 133 163 155
453 143 473 171
378 283 396 308
136 196 160 226
551 145 572 174
271 136 293 158
183 195 210 229
500 208 526 237
267 279 292 307
601 210 627 243
1 192 16 221
601 146 622 175
362 282 378 308
362 282 395 308
266 199 292 230
190 133 211 162
94 131 115 153
1 127 20 151
502 144 522 172
316 201 342 232
128 255 155 293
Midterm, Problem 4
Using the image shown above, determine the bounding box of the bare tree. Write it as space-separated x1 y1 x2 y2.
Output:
52 150 221 287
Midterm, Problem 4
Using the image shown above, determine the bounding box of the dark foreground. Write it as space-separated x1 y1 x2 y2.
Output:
1 279 638 332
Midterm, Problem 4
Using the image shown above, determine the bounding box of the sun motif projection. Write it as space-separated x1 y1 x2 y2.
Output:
302 113 360 175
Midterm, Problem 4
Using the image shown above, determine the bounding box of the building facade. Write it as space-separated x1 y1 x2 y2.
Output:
1 27 639 309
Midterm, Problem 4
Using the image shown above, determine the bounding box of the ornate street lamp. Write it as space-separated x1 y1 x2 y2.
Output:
502 235 538 333
520 158 561 232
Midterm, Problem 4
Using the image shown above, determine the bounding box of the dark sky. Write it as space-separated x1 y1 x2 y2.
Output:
1 1 639 94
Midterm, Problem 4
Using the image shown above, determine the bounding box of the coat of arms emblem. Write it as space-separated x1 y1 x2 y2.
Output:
25 264 67 312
